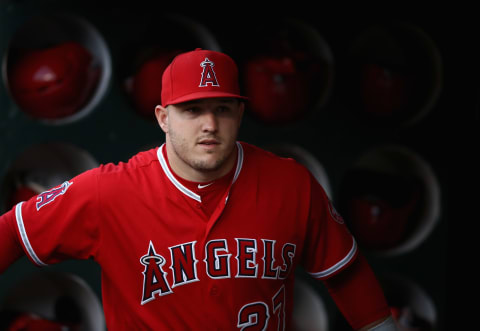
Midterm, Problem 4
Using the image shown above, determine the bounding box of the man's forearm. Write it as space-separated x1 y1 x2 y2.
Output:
322 252 393 330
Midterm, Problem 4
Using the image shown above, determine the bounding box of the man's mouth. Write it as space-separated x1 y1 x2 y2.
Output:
198 139 220 146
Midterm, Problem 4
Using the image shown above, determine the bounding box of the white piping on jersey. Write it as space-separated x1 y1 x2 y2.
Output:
15 202 48 267
232 141 243 183
157 144 201 202
308 237 357 279
157 142 244 203
225 142 243 205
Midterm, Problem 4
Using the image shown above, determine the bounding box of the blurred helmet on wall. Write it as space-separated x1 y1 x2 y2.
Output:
126 50 180 120
7 42 100 120
0 271 105 331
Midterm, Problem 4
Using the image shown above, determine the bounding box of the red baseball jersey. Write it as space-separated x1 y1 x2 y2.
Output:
13 141 357 330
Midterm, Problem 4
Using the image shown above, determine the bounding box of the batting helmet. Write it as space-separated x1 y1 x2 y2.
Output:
2 143 98 212
127 50 181 119
360 62 413 120
293 276 329 331
244 54 311 124
381 274 437 330
0 271 105 331
339 168 422 251
7 42 100 120
5 179 45 212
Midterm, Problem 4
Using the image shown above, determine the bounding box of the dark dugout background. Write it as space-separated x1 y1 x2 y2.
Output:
1 1 454 330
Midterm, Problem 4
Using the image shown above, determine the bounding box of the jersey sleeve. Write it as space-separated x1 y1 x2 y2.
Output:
13 168 100 267
323 252 391 329
302 174 358 280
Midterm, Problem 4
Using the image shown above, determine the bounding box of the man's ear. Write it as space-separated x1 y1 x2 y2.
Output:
155 105 168 133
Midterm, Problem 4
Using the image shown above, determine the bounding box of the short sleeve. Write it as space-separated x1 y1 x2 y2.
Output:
13 168 100 266
302 174 358 280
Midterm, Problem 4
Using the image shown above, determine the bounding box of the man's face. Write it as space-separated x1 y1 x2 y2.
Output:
156 98 244 181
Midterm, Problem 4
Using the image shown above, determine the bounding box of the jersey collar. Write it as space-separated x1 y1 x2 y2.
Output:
157 142 244 202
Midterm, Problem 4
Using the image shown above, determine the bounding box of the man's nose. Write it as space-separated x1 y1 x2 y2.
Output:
201 111 218 132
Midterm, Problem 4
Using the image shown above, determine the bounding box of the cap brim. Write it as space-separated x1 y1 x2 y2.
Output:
163 92 249 107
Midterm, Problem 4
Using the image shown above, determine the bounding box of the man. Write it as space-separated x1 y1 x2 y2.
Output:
0 49 397 330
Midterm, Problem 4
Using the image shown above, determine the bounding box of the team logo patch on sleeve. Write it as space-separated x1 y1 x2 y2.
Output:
36 181 73 211
328 199 345 224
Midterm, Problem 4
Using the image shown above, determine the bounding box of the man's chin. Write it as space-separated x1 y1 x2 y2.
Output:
191 158 224 173
190 145 235 173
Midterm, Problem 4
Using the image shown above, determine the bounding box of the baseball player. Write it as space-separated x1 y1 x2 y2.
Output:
0 49 397 330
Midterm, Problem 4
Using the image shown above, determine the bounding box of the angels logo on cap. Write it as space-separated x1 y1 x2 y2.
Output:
199 58 219 87
161 48 248 107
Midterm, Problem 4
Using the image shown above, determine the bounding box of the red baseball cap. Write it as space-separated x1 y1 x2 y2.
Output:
161 48 248 107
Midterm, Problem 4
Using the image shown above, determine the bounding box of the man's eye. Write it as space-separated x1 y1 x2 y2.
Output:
217 106 230 113
186 107 200 114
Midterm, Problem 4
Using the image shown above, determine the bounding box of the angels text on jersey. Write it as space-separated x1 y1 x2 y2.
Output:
140 238 296 305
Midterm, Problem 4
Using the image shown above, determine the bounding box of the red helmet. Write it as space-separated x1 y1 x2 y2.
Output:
6 184 41 211
347 195 418 250
3 143 98 211
292 277 329 330
129 51 180 119
2 312 76 331
340 168 422 251
244 52 319 125
360 62 413 120
382 274 437 330
8 42 99 120
1 271 105 330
